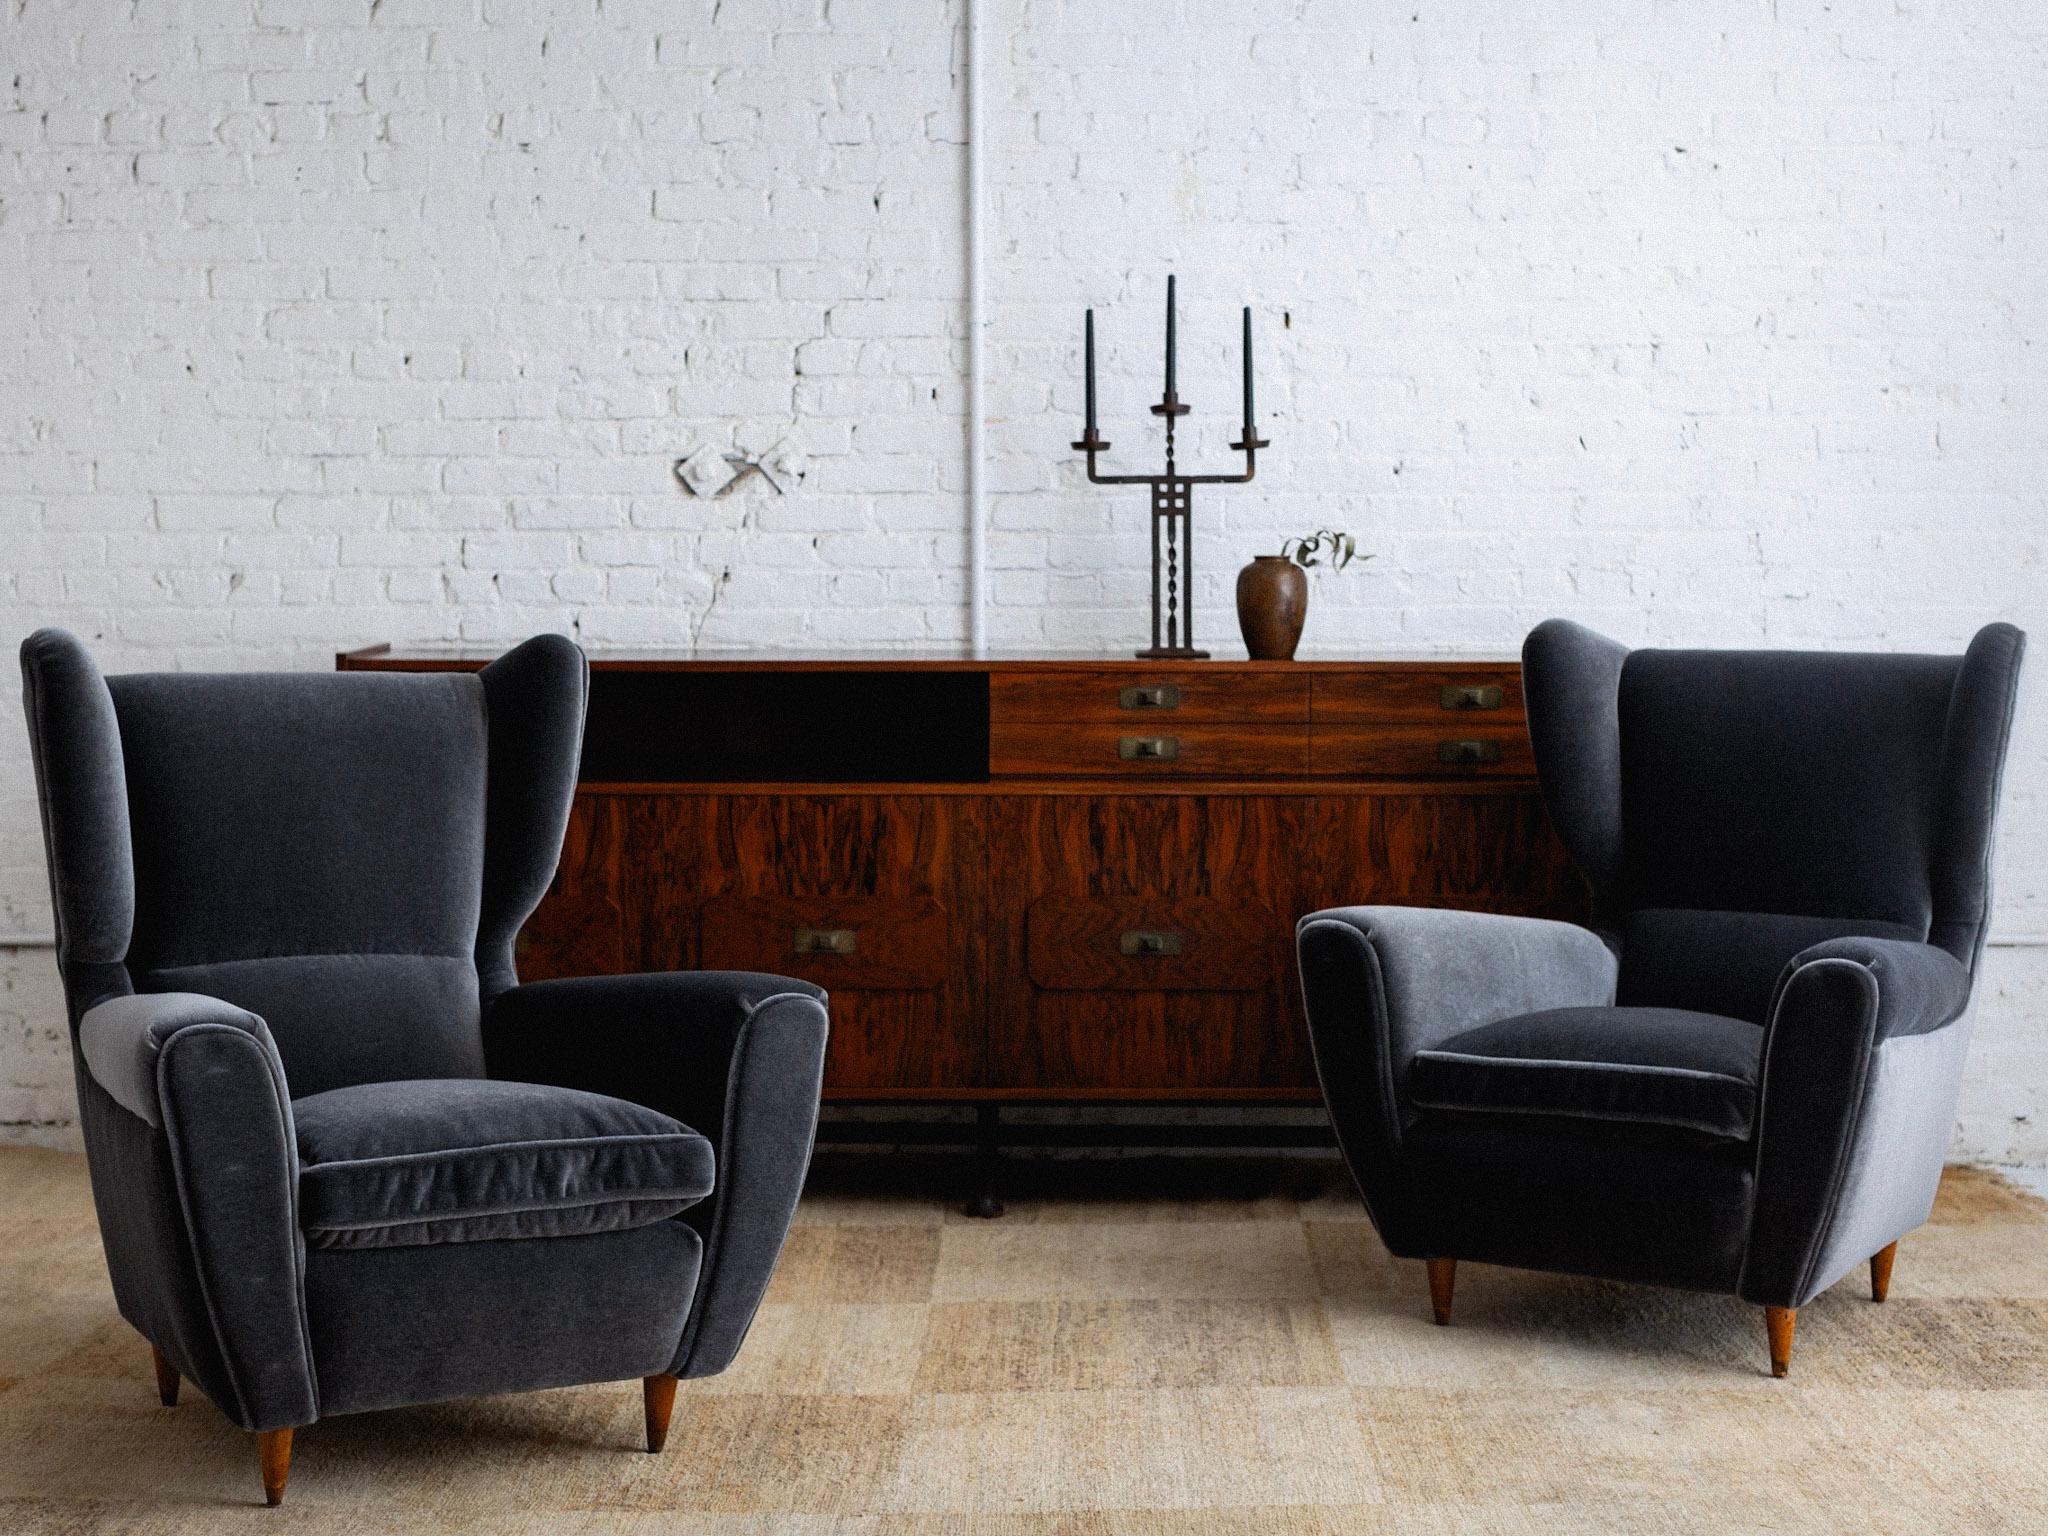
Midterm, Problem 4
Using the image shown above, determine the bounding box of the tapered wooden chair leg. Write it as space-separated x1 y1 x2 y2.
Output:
1765 1306 1797 1379
256 1428 293 1507
1426 1258 1457 1326
150 1344 179 1407
1871 1241 1898 1303
643 1373 678 1453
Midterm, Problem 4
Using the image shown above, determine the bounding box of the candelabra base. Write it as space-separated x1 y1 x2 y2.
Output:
1134 646 1210 660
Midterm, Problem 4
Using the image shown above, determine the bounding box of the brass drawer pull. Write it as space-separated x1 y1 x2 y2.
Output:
1441 684 1505 711
792 927 857 955
1119 929 1185 957
1119 735 1181 761
1119 683 1182 711
1437 738 1502 765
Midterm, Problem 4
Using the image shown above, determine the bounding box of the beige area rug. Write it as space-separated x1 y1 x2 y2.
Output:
2 1147 2047 1533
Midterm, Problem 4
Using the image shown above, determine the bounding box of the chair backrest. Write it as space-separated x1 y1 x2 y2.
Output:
1522 620 2025 1024
21 631 586 1098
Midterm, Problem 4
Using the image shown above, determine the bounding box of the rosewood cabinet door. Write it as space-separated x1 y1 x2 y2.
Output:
626 793 986 1097
1312 788 1586 919
513 797 627 981
987 793 1322 1097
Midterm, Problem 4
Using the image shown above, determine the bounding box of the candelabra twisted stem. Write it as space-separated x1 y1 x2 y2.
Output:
1070 281 1270 659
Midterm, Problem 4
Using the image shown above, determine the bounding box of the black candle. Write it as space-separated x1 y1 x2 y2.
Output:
1241 306 1253 436
1084 308 1097 433
1164 274 1177 397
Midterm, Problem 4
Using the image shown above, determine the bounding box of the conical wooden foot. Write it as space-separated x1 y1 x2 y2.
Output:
257 1428 293 1507
1871 1241 1898 1303
643 1373 678 1453
1765 1306 1796 1378
1426 1258 1457 1326
150 1344 179 1407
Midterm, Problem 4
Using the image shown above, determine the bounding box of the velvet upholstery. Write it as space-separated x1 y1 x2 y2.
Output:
1402 1112 1756 1293
1410 1005 1763 1140
79 990 271 1127
1738 935 1974 1304
293 1078 714 1251
70 987 317 1429
1615 648 1956 942
20 628 827 1438
305 1221 703 1417
1520 618 1628 923
110 668 491 1097
481 971 831 1379
20 629 134 1019
1613 908 1925 1026
77 1066 257 1422
1300 621 2024 1314
1295 906 1618 1256
1797 1019 1974 1297
476 635 588 1006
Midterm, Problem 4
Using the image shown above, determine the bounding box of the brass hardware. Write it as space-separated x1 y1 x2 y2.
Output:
793 927 858 955
1440 684 1505 711
1119 683 1183 711
1119 735 1181 761
1119 929 1185 957
1437 738 1502 765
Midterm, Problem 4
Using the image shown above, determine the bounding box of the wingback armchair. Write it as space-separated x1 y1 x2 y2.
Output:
21 629 829 1504
1297 620 2025 1376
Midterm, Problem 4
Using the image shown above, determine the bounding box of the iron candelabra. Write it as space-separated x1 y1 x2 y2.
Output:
1072 275 1269 659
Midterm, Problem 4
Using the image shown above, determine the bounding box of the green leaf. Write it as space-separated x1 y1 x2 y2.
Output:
1281 527 1365 571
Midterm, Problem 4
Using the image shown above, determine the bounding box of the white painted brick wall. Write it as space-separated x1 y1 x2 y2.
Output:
3 1 2046 1159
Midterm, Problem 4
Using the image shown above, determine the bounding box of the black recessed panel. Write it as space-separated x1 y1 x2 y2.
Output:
579 670 990 783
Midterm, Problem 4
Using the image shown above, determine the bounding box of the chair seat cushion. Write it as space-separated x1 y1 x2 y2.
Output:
293 1078 716 1251
1408 1006 1764 1140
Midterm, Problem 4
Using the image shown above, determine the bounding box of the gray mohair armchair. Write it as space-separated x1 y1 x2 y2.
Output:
20 629 829 1504
1298 620 2024 1377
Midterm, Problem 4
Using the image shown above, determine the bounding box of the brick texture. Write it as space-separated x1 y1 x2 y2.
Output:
1 2 2043 1156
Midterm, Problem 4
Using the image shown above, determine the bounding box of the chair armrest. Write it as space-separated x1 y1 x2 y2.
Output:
1741 938 1974 1307
76 992 316 1431
79 991 269 1126
1295 907 1616 1246
1772 935 1972 1041
483 971 830 1379
1297 906 1618 1115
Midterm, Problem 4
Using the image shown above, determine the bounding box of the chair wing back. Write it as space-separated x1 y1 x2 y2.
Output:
21 630 586 1098
1523 620 2025 1023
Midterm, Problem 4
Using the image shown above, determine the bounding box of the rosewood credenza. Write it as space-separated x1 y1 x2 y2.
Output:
336 649 1584 1107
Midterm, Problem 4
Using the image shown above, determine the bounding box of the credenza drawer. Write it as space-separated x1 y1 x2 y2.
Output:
991 723 1312 778
1308 723 1534 778
1026 895 1275 992
1314 671 1524 722
991 670 1310 725
699 894 948 989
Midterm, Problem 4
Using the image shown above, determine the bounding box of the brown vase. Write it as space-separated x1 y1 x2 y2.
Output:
1235 556 1308 660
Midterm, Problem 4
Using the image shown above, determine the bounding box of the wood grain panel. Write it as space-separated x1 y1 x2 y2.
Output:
991 723 1313 779
1025 895 1276 992
513 796 625 981
987 795 1323 1093
1308 722 1534 779
629 794 986 1096
1312 670 1524 722
991 669 1311 724
1314 790 1587 918
700 894 948 990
